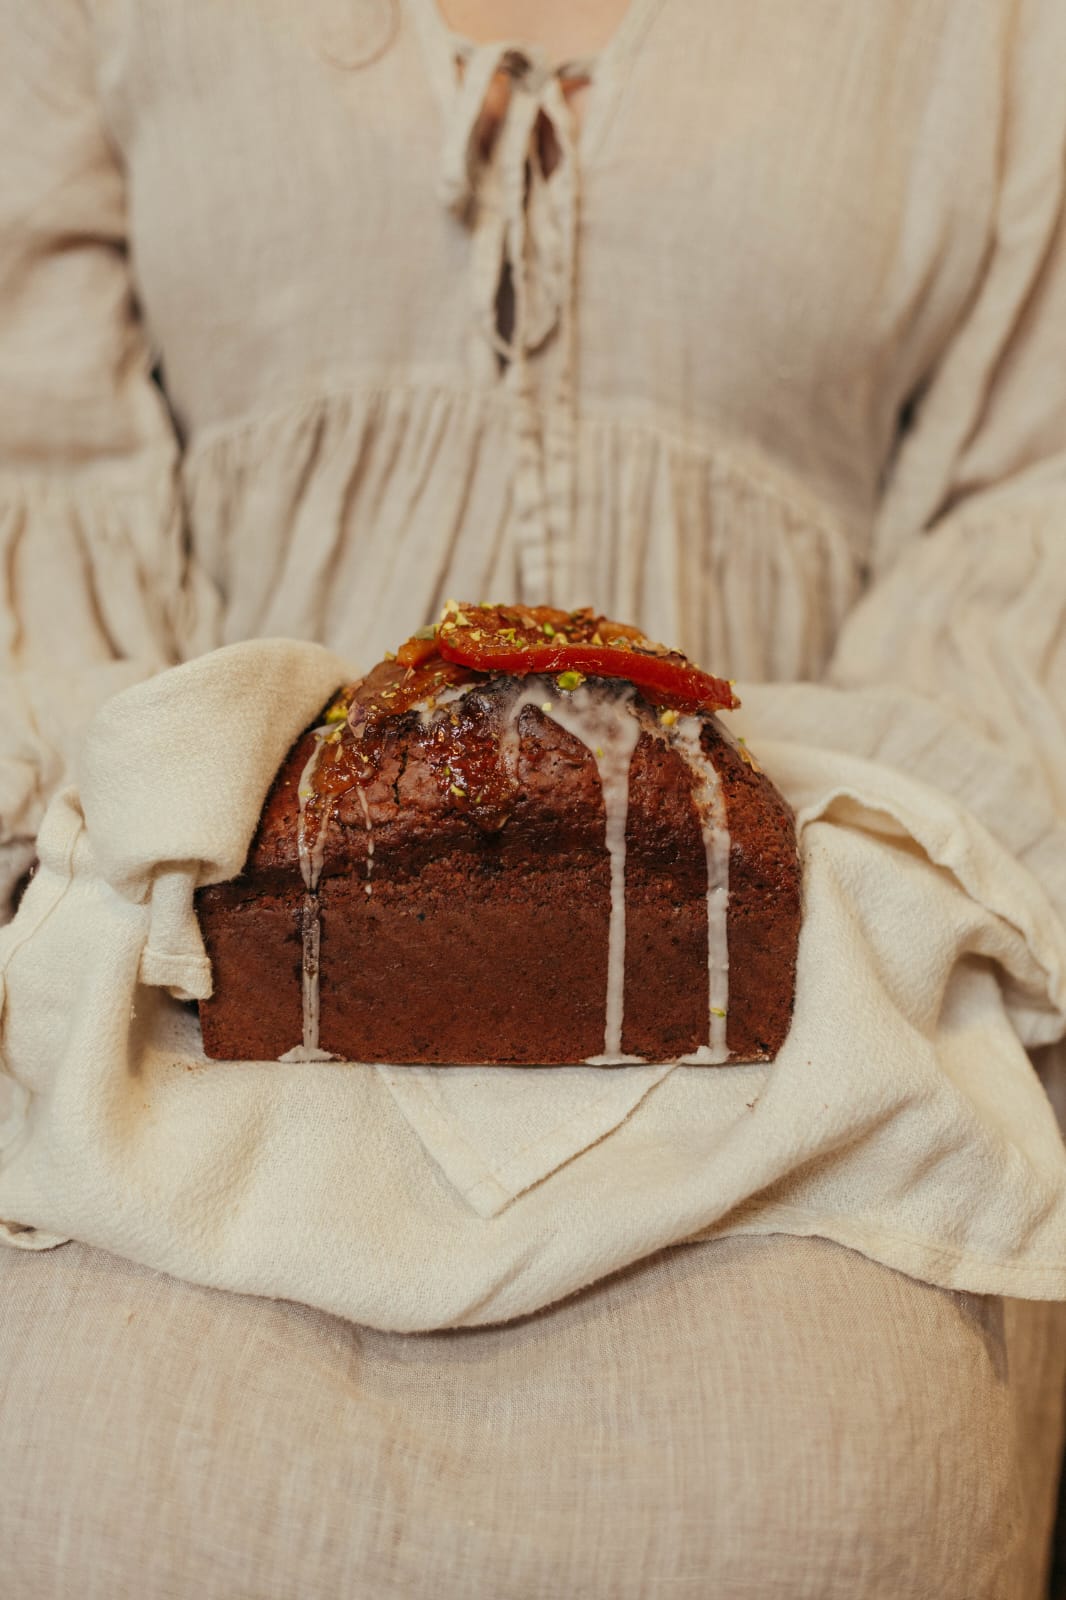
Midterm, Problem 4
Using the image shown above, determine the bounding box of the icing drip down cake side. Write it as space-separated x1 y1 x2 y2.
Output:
196 605 801 1065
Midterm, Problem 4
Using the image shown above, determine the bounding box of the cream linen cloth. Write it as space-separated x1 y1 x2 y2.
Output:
4 2 1066 1318
1 638 1065 1331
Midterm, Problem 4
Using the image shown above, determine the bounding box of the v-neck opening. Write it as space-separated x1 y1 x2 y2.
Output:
410 0 664 162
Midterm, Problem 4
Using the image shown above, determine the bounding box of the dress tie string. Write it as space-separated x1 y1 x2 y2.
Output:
438 40 583 602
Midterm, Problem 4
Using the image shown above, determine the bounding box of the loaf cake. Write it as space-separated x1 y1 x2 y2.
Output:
196 604 801 1065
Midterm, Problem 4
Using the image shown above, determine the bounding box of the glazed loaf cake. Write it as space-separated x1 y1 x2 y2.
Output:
197 605 801 1065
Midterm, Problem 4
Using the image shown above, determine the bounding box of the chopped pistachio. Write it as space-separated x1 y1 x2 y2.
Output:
383 650 396 662
541 701 554 714
556 669 585 692
595 745 605 758
542 622 556 637
591 632 604 646
412 624 438 641
441 598 460 616
711 1006 726 1018
659 708 679 727
449 784 465 798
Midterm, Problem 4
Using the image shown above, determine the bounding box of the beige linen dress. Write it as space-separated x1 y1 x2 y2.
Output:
3 0 1066 891
2 2 1066 1595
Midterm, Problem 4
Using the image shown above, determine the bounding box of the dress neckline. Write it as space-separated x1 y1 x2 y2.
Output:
410 0 664 161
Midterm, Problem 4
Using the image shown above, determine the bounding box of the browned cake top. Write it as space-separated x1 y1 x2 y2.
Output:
248 674 773 882
200 605 800 1066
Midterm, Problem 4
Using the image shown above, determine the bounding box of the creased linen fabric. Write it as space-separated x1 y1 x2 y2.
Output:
2 1234 1063 1600
3 0 1066 898
1 642 1065 1326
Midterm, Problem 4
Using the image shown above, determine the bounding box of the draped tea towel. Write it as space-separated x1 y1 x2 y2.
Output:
1 643 1066 1331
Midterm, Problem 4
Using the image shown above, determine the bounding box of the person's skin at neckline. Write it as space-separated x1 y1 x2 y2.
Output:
437 0 632 62
437 0 632 137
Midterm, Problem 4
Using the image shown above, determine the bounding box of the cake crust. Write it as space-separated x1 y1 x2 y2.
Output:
197 676 801 1065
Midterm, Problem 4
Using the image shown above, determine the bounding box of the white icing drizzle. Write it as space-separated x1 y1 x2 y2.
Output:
498 680 643 1063
281 727 337 1063
281 675 732 1070
496 681 552 781
548 690 643 1064
669 715 731 1064
413 682 470 726
494 678 733 1066
356 784 374 896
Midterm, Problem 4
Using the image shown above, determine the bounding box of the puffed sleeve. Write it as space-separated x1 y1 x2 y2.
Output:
806 0 1066 1116
818 0 1066 919
0 0 218 912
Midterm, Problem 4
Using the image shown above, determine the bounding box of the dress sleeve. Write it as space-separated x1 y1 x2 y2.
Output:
0 0 217 912
825 0 1066 926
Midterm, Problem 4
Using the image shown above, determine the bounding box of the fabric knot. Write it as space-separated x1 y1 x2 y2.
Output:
504 47 553 95
436 37 584 601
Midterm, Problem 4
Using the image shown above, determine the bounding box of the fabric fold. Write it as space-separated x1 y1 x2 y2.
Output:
377 1061 675 1218
736 680 1066 952
0 456 223 920
76 638 354 900
1 646 1065 1328
138 864 213 1002
0 454 215 672
184 392 860 684
823 488 1066 941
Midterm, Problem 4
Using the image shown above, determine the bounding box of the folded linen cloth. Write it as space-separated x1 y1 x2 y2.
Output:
1 639 1065 1330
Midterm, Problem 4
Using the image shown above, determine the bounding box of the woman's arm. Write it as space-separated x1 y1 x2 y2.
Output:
804 0 1066 917
0 0 219 914
830 0 1066 790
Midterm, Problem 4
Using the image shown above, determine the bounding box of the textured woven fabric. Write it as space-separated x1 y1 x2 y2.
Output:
0 1233 1062 1600
4 645 1066 1325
